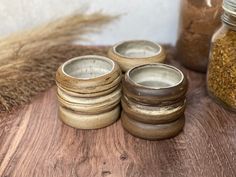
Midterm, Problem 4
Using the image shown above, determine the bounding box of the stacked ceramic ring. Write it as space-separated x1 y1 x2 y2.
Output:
121 63 188 140
108 40 166 72
56 55 122 129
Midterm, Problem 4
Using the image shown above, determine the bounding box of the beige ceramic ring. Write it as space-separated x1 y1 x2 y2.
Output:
121 112 185 140
121 95 186 124
56 55 122 93
57 83 120 98
59 106 120 129
123 63 188 105
57 88 121 114
57 85 121 105
108 40 166 72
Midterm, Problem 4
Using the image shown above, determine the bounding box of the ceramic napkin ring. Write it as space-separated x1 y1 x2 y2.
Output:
108 40 166 72
56 55 122 129
121 63 188 140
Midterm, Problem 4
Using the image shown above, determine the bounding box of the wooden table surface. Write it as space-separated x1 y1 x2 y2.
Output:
0 58 236 177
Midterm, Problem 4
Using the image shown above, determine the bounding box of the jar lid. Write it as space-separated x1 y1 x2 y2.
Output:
223 0 236 16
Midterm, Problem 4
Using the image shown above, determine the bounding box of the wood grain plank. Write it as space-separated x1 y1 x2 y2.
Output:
0 56 236 177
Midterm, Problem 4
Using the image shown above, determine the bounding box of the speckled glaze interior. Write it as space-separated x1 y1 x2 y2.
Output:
114 40 161 58
63 56 114 79
129 64 183 89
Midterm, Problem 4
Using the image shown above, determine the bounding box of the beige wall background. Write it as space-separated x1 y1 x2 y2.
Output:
0 0 181 45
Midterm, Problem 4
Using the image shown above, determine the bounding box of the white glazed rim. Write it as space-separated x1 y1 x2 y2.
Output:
61 55 115 80
127 63 184 89
113 40 162 59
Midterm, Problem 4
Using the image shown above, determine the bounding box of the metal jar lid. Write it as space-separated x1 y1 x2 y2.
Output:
222 0 236 27
223 0 236 16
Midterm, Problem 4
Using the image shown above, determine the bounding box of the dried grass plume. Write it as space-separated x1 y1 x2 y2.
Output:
0 11 115 113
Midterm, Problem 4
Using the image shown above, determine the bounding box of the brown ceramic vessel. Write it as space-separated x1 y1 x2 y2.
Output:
121 95 186 124
123 63 188 105
121 112 185 140
121 63 188 139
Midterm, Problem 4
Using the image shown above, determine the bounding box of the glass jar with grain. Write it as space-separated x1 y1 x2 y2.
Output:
176 0 222 72
207 0 236 112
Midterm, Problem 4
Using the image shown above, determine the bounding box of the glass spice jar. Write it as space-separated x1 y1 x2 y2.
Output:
176 0 222 72
207 0 236 112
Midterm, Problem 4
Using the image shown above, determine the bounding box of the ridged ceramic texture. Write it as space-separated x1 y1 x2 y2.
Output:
123 63 188 105
108 40 166 72
121 95 186 124
59 106 121 129
56 83 120 98
121 112 185 140
121 63 188 140
56 55 122 129
57 86 121 114
56 55 122 93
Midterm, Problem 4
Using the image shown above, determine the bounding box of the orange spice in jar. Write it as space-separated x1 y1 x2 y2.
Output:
176 0 222 72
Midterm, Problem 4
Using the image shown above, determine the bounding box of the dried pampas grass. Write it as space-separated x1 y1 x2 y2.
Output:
0 11 114 113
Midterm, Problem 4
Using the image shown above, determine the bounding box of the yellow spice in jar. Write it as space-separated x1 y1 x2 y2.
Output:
207 29 236 109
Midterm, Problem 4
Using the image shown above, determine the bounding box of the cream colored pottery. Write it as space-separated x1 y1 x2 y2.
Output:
59 105 120 129
55 55 122 129
108 40 166 72
57 87 121 114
